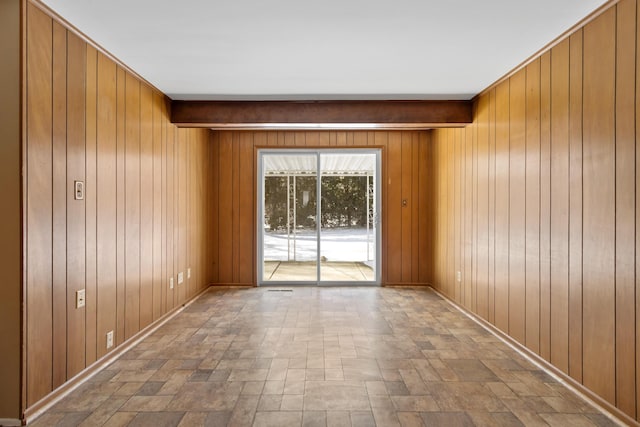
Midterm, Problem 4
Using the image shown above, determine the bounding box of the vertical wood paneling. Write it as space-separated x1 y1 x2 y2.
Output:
388 132 403 283
436 131 446 294
115 66 125 346
188 134 195 296
509 71 526 344
306 131 319 146
96 52 117 359
550 39 570 374
218 133 233 283
66 31 86 377
401 132 413 282
488 89 497 324
464 128 473 309
210 133 219 284
411 134 420 283
494 82 509 332
231 131 240 284
525 59 541 354
152 92 162 321
635 1 640 420
471 121 479 313
26 3 53 405
187 130 193 298
51 21 67 389
177 129 187 303
239 133 254 284
419 133 430 283
568 30 584 384
637 0 640 416
139 84 153 328
539 51 552 363
85 45 98 366
447 131 456 297
615 0 637 417
166 121 175 310
0 0 22 417
582 8 616 405
184 133 190 296
476 95 489 320
161 98 168 313
453 130 461 300
124 72 140 339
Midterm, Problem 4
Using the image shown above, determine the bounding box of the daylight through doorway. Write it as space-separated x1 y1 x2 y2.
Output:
258 149 381 285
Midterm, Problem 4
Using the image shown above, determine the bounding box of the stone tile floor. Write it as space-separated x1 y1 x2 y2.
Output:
32 286 621 426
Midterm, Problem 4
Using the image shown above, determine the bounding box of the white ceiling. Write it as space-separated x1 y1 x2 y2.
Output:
42 0 606 101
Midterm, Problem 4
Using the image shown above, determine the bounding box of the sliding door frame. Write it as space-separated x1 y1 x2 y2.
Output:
257 148 381 286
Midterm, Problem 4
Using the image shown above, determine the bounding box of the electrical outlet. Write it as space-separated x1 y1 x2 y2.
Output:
178 272 184 284
187 268 191 279
74 180 84 200
106 330 114 349
456 271 462 282
169 277 174 289
76 289 86 308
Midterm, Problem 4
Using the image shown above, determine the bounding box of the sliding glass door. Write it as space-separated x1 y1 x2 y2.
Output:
258 149 380 285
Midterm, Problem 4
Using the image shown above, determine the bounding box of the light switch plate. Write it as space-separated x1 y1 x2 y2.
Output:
76 289 86 308
178 272 184 284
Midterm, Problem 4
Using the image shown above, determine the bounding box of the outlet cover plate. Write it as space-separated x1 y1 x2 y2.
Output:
106 331 114 349
74 180 84 200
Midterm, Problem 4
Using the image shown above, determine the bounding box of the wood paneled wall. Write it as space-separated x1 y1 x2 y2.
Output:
23 2 213 411
430 0 640 421
0 0 23 420
209 131 433 286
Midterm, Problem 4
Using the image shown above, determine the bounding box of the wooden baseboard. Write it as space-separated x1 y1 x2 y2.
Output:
382 282 429 287
22 286 212 424
428 285 636 427
210 283 255 287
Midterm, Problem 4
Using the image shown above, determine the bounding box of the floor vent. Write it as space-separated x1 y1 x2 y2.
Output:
267 289 293 292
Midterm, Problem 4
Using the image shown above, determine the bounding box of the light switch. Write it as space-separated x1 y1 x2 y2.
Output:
187 268 191 279
76 289 86 308
178 272 184 284
169 277 174 289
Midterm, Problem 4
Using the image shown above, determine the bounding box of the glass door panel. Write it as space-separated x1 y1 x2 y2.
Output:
262 154 317 282
319 153 377 282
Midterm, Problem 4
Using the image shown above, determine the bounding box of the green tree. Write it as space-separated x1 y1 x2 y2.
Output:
265 175 370 230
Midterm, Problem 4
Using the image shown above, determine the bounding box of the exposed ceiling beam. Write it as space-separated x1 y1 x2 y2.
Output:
170 100 472 130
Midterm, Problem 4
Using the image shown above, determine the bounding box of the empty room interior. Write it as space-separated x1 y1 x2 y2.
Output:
2 0 640 425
